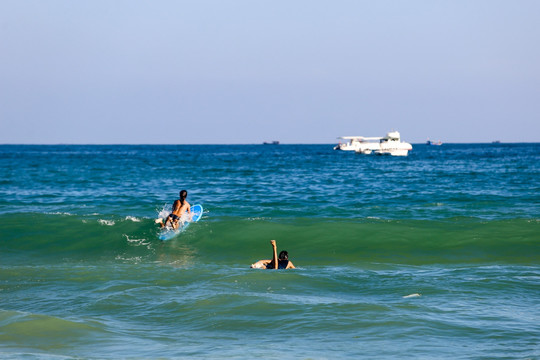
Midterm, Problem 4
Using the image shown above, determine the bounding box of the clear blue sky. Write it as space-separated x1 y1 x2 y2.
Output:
1 0 539 144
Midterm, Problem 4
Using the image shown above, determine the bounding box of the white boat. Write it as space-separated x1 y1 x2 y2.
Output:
374 131 413 156
333 136 381 153
334 131 412 156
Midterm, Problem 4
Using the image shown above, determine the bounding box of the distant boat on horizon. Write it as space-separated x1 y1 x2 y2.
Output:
426 139 442 146
263 141 280 145
334 131 412 156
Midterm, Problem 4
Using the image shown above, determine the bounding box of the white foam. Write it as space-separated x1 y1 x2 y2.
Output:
47 212 73 216
98 219 115 226
157 204 170 220
115 255 143 263
402 293 421 298
125 216 141 222
123 234 151 249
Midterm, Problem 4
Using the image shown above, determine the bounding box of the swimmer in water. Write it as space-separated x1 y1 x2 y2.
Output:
250 240 295 269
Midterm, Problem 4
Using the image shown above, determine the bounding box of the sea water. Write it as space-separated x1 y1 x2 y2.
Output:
0 143 538 359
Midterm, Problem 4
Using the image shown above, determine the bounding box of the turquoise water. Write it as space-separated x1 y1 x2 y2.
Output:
1 144 539 359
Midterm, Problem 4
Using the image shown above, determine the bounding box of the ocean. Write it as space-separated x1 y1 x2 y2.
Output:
0 143 538 359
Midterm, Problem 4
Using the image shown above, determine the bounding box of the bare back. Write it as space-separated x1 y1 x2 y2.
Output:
172 199 191 218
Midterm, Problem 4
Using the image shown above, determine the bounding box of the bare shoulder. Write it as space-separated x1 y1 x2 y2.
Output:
287 261 296 269
250 260 271 269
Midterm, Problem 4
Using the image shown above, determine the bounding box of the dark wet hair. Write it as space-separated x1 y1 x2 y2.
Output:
179 190 187 205
278 251 288 261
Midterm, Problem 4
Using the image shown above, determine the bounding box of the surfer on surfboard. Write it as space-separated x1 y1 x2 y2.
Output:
159 190 191 230
250 240 295 269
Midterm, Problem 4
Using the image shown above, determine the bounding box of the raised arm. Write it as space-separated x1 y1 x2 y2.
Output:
270 240 278 270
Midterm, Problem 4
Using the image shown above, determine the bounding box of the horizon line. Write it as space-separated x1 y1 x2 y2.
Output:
1 141 538 146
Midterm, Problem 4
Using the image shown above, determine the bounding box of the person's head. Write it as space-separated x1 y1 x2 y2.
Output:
179 190 188 201
278 250 288 261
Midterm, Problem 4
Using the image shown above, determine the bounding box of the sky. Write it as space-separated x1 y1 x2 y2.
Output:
0 0 539 144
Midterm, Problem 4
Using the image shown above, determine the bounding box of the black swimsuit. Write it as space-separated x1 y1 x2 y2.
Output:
266 260 289 269
169 214 180 221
